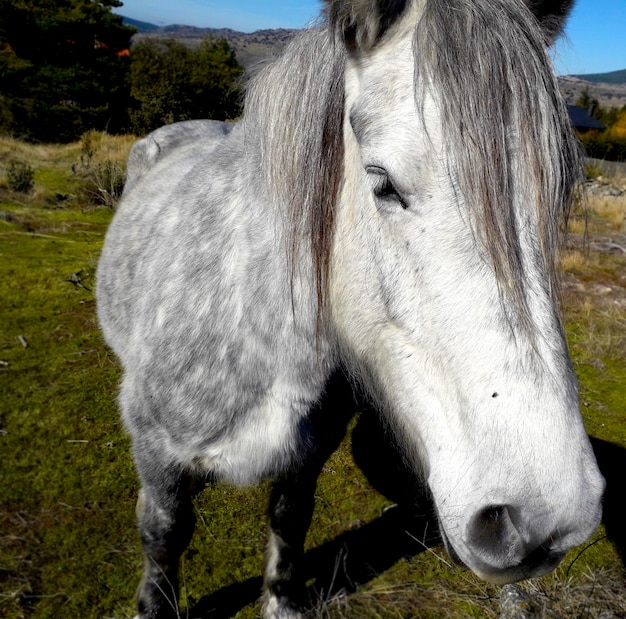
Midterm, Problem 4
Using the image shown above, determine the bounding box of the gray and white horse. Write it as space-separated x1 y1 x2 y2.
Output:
97 0 605 617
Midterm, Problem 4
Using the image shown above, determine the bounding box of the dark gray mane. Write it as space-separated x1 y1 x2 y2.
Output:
244 28 345 329
245 0 581 325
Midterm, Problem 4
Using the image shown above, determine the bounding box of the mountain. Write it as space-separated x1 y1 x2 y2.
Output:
558 75 626 109
571 69 626 85
121 17 626 108
558 68 626 109
122 16 160 33
121 17 297 70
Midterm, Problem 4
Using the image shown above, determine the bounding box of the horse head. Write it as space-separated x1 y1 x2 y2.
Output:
326 0 604 584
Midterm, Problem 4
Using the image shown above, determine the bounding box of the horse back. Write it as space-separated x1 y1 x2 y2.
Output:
124 120 235 195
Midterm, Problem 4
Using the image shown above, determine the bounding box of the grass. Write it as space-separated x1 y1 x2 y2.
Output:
1 134 625 618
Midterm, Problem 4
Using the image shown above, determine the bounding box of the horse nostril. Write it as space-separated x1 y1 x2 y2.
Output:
465 505 566 577
466 504 523 568
481 505 507 524
521 536 564 573
470 505 514 544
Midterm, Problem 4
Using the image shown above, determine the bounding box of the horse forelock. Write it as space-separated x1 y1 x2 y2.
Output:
325 0 410 50
414 0 582 322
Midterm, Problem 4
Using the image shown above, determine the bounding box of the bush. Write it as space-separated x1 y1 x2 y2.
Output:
6 159 34 193
0 0 134 142
579 133 626 163
84 160 125 208
129 37 243 135
585 163 604 180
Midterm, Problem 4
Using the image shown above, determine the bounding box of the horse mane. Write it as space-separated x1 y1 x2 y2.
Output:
413 0 582 322
244 28 346 332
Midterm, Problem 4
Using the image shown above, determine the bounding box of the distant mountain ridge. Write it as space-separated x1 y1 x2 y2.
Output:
121 17 626 107
121 16 297 69
559 75 626 109
571 69 626 85
122 16 160 33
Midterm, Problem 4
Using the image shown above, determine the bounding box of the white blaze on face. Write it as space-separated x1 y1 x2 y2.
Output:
331 1 604 583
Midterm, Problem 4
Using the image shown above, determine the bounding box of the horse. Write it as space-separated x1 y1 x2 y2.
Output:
96 0 605 617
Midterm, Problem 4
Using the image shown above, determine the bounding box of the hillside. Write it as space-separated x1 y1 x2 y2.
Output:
558 75 626 109
122 16 160 32
558 68 626 109
124 18 298 70
122 18 626 107
572 68 626 85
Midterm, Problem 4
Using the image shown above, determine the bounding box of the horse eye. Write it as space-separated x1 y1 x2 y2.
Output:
366 167 408 210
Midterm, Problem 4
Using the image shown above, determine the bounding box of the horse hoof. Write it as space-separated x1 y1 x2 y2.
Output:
262 595 304 619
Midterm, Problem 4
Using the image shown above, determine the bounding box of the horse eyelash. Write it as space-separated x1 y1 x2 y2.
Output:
369 169 409 209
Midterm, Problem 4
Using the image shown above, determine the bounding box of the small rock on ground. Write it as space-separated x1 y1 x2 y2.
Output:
499 585 543 619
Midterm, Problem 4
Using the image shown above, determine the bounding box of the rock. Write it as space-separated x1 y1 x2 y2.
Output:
499 585 543 619
586 179 626 198
0 210 17 223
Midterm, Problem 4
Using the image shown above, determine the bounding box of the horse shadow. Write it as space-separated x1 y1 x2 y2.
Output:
590 436 626 564
188 432 626 619
188 505 439 619
189 412 439 618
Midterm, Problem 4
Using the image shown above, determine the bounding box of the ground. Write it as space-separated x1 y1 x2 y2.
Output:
1 136 625 618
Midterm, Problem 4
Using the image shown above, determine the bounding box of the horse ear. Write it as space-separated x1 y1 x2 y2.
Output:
324 0 409 51
525 0 576 44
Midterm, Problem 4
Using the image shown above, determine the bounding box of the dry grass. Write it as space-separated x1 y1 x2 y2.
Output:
76 129 136 167
568 297 626 362
520 565 626 619
2 139 625 619
0 132 135 166
560 249 590 272
589 195 626 231
567 216 588 236
309 541 626 618
0 131 134 210
0 131 134 178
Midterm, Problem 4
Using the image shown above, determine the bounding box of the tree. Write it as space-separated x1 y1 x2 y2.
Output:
129 36 243 135
0 0 135 142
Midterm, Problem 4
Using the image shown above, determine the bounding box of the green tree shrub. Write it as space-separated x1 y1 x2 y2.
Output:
574 93 626 162
0 0 135 142
129 36 243 135
579 133 626 162
6 159 34 192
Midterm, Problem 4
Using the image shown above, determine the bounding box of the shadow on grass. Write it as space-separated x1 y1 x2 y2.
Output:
189 410 438 617
591 436 626 565
188 436 626 618
188 505 439 618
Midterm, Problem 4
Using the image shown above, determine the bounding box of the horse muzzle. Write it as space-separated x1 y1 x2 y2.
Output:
439 499 603 585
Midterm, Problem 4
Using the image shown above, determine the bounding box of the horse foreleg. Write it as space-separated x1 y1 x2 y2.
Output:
133 451 196 619
263 372 357 619
263 468 320 619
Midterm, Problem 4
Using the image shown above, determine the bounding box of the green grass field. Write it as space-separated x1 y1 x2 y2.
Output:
1 135 625 618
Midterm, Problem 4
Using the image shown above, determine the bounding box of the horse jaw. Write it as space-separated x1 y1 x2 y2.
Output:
330 2 604 585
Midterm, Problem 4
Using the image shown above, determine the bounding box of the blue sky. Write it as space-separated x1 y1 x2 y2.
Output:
113 0 626 76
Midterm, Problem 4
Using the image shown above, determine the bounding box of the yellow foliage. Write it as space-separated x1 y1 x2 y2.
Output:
606 109 626 139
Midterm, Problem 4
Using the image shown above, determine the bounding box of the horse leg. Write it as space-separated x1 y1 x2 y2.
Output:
263 466 321 618
263 372 356 619
132 444 197 619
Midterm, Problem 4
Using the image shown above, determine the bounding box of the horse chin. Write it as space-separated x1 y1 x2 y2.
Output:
437 524 566 585
438 528 468 570
471 551 566 586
